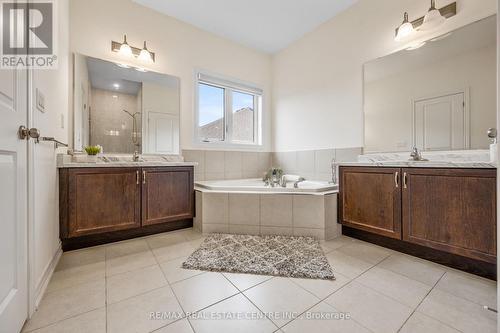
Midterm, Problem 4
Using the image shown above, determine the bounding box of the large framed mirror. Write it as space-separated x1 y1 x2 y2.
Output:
363 15 496 153
73 54 180 154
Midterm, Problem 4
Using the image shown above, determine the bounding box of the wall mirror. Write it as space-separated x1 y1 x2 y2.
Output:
73 54 180 154
363 15 496 153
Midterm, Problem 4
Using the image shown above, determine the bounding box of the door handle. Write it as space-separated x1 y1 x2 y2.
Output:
394 171 399 188
18 125 40 143
142 170 146 184
403 172 408 189
136 171 139 185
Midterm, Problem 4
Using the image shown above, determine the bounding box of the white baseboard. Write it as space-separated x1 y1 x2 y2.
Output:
31 244 62 316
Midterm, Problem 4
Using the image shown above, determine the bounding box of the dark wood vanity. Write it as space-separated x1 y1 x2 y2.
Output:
339 166 497 279
59 166 194 250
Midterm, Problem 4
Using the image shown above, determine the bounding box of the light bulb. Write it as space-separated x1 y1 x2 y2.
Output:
138 41 153 63
421 0 445 31
118 35 133 57
395 12 415 41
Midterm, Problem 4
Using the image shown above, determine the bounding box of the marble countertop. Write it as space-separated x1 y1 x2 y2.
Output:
57 154 197 168
338 161 496 168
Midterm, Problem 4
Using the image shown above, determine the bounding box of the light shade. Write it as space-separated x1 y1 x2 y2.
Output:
118 35 133 57
138 41 153 63
395 12 415 41
421 0 446 31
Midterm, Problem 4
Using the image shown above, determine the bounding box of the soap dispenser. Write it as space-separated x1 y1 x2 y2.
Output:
487 128 497 162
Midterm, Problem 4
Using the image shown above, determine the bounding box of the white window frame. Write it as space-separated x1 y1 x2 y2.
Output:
194 71 263 148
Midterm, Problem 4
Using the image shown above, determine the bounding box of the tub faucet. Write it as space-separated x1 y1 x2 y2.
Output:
133 151 140 162
409 147 428 161
294 177 306 188
330 158 337 184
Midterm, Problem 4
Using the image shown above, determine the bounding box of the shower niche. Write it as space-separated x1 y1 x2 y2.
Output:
72 54 180 154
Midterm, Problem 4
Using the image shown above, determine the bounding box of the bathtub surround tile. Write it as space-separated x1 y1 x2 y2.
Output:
182 150 205 179
229 224 260 235
292 195 324 229
258 152 272 173
228 193 260 225
296 150 315 174
260 226 294 236
183 234 336 280
204 172 225 180
202 223 229 234
335 147 362 163
293 228 325 239
205 151 225 174
203 193 229 224
314 149 336 174
260 194 293 227
224 151 242 173
194 191 203 231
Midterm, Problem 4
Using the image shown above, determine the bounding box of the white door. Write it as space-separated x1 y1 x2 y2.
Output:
147 112 179 154
414 92 468 151
0 66 29 331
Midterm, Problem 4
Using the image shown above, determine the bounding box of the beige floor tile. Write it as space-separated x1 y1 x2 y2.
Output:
160 256 204 284
176 228 204 241
417 289 497 333
355 266 431 308
23 279 105 331
325 282 412 333
55 247 105 271
25 308 106 333
320 236 357 254
146 232 189 250
153 319 194 333
105 239 151 259
377 254 446 286
435 270 496 308
399 312 461 333
107 286 184 333
46 261 105 293
107 265 167 304
222 272 273 291
336 241 392 265
289 273 351 299
171 272 239 313
189 294 278 333
326 251 373 278
281 301 371 333
243 277 320 327
106 250 157 276
152 241 198 264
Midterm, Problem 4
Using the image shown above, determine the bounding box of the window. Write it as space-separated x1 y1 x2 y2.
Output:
196 72 262 146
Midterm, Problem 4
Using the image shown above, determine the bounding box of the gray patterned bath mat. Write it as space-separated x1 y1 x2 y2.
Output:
182 233 335 280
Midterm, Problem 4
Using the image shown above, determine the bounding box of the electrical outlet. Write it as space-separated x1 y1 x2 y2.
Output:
36 88 45 113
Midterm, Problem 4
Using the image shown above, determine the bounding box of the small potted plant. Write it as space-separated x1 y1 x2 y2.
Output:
84 145 101 162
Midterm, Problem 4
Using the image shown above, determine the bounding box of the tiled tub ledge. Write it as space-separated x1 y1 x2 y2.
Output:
194 187 340 241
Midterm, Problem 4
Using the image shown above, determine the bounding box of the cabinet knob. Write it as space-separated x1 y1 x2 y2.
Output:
394 172 399 188
403 172 408 189
136 171 139 185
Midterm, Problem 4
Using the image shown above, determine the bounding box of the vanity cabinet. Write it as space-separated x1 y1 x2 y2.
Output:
59 166 194 250
339 166 497 276
338 167 401 239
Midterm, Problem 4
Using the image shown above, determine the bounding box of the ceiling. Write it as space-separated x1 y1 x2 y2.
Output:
133 0 358 53
86 57 179 95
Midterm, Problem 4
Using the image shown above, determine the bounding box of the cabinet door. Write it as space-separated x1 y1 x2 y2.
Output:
339 167 402 239
142 167 194 226
402 168 496 263
68 168 141 237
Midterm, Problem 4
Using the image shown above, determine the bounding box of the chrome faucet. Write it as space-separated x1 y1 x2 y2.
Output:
293 177 306 188
409 147 428 161
330 158 337 184
133 151 140 162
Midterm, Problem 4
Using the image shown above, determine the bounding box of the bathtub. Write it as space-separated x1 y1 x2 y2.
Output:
195 178 337 193
194 178 341 240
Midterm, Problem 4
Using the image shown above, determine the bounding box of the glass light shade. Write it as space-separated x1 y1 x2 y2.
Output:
119 35 133 57
421 8 446 31
395 12 415 41
138 41 153 63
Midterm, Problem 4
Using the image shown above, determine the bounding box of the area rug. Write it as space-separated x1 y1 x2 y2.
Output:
182 233 335 280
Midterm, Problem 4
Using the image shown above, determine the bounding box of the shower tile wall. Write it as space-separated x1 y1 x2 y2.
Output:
182 147 361 182
90 88 141 153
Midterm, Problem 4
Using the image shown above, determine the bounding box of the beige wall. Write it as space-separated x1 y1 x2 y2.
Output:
69 0 272 152
365 44 497 152
272 0 497 152
31 0 70 312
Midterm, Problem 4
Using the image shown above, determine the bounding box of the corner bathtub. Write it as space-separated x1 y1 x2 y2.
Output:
195 178 337 194
194 178 340 240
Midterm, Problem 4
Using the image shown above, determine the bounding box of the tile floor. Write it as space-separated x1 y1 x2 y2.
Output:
22 228 497 333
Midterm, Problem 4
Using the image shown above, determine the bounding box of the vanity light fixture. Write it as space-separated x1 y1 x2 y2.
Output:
394 1 456 42
421 0 446 31
395 12 415 42
112 36 156 63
